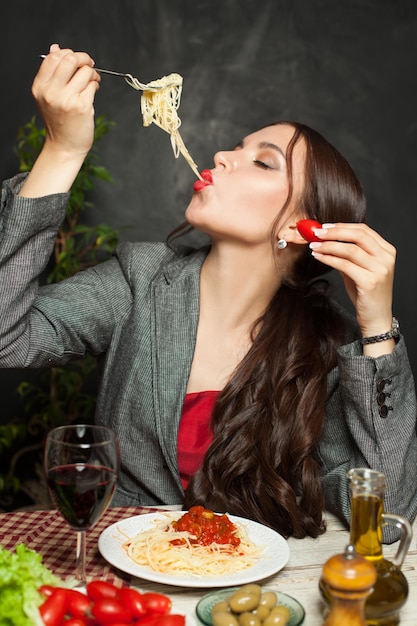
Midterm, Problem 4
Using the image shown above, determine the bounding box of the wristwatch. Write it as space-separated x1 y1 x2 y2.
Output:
361 317 400 345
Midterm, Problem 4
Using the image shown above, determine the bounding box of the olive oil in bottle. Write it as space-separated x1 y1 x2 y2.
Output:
320 468 412 626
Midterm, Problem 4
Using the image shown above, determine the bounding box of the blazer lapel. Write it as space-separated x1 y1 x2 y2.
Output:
150 248 206 482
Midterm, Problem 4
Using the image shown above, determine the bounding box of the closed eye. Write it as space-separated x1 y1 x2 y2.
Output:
253 160 273 169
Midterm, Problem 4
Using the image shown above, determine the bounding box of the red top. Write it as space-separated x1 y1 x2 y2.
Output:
177 390 219 489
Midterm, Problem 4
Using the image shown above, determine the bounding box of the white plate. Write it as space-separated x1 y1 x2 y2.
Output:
98 512 290 588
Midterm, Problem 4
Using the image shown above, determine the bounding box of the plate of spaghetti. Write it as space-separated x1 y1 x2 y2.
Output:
98 506 290 587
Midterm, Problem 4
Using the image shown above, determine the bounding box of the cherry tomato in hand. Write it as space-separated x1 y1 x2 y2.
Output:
117 587 146 617
91 597 132 624
142 592 172 615
297 219 322 243
39 588 68 626
87 580 119 601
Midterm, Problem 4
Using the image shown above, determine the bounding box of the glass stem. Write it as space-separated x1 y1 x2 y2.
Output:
74 530 87 586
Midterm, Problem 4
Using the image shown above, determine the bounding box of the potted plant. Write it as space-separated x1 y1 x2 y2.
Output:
0 114 121 510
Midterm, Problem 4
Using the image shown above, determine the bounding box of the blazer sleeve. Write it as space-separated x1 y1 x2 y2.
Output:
0 174 131 368
320 336 417 542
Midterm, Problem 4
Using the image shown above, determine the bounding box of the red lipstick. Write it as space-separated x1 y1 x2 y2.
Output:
193 169 213 192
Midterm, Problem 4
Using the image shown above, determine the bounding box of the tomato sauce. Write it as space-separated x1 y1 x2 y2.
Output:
170 505 241 548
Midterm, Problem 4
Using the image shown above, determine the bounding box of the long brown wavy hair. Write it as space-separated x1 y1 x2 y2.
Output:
173 122 366 538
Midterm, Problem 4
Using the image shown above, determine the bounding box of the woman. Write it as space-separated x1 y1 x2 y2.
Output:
0 45 416 539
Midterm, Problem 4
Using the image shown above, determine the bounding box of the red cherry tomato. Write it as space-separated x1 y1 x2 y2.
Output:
39 588 68 626
142 592 172 615
38 584 69 595
103 622 138 626
117 587 146 617
66 588 92 617
38 584 56 598
156 614 186 626
91 597 132 624
296 219 322 243
38 584 57 597
135 615 160 626
86 580 119 601
64 619 88 626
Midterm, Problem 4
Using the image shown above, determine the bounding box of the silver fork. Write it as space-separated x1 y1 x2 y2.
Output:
39 55 175 92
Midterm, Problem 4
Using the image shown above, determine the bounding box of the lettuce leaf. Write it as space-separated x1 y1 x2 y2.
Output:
0 543 63 626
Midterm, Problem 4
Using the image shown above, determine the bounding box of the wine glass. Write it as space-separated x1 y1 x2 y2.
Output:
44 424 120 586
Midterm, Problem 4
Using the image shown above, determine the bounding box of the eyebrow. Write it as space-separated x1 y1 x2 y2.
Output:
258 141 286 159
235 139 286 159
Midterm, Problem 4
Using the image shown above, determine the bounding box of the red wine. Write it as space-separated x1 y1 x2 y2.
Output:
47 463 117 530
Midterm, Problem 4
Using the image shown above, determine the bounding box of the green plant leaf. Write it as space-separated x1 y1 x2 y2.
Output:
1 113 119 509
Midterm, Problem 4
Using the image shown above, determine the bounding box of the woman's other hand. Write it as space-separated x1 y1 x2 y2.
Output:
309 222 397 355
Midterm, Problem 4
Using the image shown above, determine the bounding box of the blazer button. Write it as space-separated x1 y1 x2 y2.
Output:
376 379 393 417
377 391 391 406
377 378 392 392
379 404 393 418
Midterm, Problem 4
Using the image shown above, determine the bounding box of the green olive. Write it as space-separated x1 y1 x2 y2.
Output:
228 592 259 614
271 604 291 616
263 611 289 626
236 584 262 599
212 611 240 626
269 606 290 621
252 605 270 621
237 611 261 626
212 601 230 615
259 591 278 610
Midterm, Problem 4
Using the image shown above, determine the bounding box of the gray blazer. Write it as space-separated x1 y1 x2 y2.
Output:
1 174 417 537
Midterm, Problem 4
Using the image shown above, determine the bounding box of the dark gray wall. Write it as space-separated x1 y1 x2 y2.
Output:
1 0 417 419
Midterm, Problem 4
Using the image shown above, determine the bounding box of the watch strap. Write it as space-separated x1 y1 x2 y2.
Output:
361 317 400 345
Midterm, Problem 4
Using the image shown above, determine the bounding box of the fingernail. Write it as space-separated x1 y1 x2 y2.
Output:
49 43 60 52
309 242 322 249
321 223 336 229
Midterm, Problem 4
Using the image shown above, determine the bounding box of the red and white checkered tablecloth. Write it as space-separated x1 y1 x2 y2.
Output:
0 506 159 586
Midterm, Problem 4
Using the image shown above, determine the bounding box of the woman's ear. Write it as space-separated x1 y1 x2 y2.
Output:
284 222 310 246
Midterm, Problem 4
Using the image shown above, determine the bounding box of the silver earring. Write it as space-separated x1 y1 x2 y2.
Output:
276 238 287 250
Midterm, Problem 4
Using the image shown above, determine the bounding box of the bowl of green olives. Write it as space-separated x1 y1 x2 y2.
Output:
196 584 305 626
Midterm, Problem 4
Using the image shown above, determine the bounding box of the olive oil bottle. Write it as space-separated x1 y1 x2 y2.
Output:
320 468 412 625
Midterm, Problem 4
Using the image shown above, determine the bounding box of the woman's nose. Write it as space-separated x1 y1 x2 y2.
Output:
213 150 235 170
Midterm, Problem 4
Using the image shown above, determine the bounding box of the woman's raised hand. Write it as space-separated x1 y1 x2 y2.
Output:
309 222 397 353
19 44 101 197
34 44 100 157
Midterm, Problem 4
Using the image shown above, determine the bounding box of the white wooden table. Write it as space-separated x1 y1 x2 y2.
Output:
135 512 417 626
1 506 414 625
